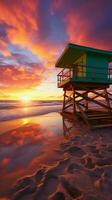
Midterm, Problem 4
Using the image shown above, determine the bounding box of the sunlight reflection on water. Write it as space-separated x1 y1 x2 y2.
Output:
0 112 65 198
21 118 30 125
0 109 84 199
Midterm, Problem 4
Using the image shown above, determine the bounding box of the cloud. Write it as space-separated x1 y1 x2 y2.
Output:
0 63 45 89
0 0 66 95
0 0 112 99
0 0 68 60
51 0 112 49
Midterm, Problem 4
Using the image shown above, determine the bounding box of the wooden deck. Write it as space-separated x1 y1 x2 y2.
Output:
57 66 112 88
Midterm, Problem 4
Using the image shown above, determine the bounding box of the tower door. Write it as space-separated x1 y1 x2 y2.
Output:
74 54 86 78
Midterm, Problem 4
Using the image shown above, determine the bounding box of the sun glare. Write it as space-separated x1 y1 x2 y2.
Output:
20 95 32 103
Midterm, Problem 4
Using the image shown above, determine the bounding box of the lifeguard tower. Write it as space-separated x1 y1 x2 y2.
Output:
56 43 112 128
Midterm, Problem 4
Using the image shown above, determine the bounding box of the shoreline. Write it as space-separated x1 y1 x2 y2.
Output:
0 105 62 122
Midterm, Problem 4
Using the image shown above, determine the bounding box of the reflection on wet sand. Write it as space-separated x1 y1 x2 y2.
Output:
61 112 87 138
1 111 112 200
21 117 30 125
0 112 65 198
61 111 112 140
5 116 112 200
62 114 75 138
0 112 85 198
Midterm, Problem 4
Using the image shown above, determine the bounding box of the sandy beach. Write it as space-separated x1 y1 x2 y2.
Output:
0 109 112 200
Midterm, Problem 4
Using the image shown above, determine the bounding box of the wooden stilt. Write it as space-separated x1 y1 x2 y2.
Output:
73 88 76 114
85 93 88 112
62 89 66 112
104 89 111 113
62 84 112 128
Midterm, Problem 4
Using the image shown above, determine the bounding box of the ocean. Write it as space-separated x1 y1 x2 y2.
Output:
0 100 62 121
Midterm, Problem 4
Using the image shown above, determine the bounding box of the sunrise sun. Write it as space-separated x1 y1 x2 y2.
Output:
20 95 32 103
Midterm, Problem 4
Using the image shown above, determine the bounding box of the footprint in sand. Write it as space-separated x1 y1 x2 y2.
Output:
81 156 95 169
61 177 82 199
66 146 85 157
67 163 83 174
50 192 65 200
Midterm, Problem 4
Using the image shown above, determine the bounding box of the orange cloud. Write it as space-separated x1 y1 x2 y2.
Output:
0 0 60 65
0 64 45 89
0 1 37 47
0 0 112 100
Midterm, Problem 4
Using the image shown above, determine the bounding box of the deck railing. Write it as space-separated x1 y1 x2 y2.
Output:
57 68 72 86
108 67 112 80
57 65 112 87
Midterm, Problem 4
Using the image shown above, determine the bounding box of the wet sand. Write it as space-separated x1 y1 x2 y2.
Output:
0 112 112 200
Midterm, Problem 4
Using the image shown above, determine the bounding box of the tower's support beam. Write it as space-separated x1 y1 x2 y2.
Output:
62 84 112 128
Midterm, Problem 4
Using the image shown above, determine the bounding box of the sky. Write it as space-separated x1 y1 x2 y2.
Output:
0 0 112 100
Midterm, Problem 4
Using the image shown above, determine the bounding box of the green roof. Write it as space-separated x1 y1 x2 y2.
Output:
55 43 112 68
